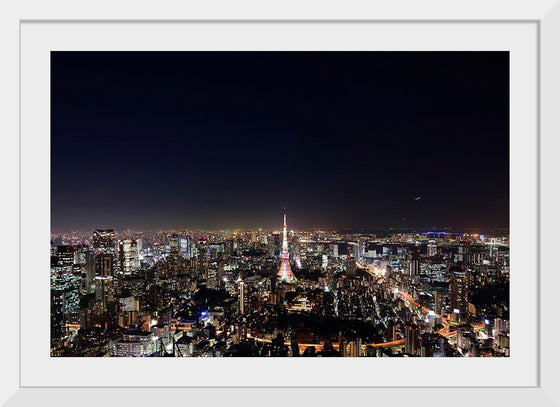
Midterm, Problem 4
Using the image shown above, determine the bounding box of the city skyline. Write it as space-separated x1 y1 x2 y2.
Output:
51 212 510 357
50 223 509 234
51 51 510 358
51 51 509 231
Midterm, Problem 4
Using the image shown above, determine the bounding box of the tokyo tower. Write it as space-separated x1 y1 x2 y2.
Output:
278 212 296 282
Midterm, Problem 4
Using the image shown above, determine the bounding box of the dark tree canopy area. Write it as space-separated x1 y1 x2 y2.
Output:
192 287 231 307
275 313 383 343
470 283 509 307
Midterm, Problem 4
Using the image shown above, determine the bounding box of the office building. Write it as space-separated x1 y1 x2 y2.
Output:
96 253 114 277
408 249 420 277
449 269 469 321
56 245 75 268
93 229 115 255
51 290 65 342
168 234 180 274
80 250 96 295
404 323 419 355
93 229 116 277
118 239 140 275
95 275 114 313
115 330 155 357
346 257 357 278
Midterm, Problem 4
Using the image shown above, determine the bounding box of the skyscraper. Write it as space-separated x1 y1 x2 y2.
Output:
118 239 140 275
50 289 65 343
277 213 296 282
427 240 438 257
96 253 114 277
93 229 116 277
179 234 192 259
168 234 180 274
93 229 115 255
238 280 246 315
56 245 74 268
332 244 339 258
225 237 235 257
346 257 357 278
80 250 96 295
449 269 469 321
197 239 208 279
207 267 217 289
95 275 114 314
408 248 420 277
404 323 419 355
458 240 470 263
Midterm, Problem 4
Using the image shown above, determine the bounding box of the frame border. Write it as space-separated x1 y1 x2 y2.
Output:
2 0 558 405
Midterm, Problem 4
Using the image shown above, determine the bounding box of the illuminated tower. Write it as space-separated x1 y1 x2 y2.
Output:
278 213 296 282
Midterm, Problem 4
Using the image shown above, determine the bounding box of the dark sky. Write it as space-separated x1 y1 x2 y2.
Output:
51 51 509 231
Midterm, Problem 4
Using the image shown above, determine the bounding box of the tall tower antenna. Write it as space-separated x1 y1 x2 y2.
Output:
278 208 296 282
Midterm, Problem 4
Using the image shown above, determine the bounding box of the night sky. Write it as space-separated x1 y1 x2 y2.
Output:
51 51 509 231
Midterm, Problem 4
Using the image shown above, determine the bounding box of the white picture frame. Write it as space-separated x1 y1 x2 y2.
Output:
2 0 559 405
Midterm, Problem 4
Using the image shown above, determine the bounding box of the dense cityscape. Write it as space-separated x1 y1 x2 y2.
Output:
51 51 510 358
50 214 509 357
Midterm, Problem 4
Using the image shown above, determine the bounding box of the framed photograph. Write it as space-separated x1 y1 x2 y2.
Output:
2 0 559 405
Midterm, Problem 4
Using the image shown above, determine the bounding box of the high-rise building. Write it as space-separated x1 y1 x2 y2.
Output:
207 267 217 289
290 334 300 357
118 239 140 275
95 275 114 313
197 240 208 279
489 238 497 264
346 257 356 278
322 254 328 269
449 269 469 320
73 244 89 265
356 337 362 357
433 286 446 316
96 253 114 277
349 242 359 259
260 233 268 245
80 250 96 295
168 234 180 274
179 234 192 259
51 289 65 342
408 248 420 277
357 240 365 259
493 318 509 336
458 240 470 263
78 307 93 330
271 233 281 255
404 323 419 355
427 240 438 257
93 229 115 255
56 245 75 268
332 243 339 258
277 213 296 282
208 243 223 261
225 238 235 257
238 280 246 315
93 229 116 277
